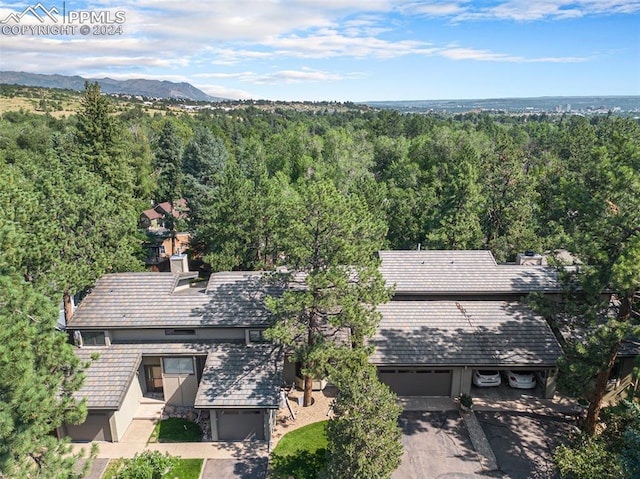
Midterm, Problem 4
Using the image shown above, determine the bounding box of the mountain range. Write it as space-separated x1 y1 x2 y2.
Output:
0 71 224 102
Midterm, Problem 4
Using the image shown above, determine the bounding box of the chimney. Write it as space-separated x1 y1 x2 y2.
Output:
516 251 546 266
170 254 189 273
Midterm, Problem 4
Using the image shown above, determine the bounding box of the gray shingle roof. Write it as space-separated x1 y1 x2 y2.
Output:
68 272 279 329
369 301 563 367
195 345 282 408
75 342 217 409
75 346 142 409
75 342 283 410
378 250 560 294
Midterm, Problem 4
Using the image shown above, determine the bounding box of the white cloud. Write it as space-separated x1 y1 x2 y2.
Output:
400 2 470 17
190 83 253 99
195 67 365 85
439 46 589 63
452 1 640 21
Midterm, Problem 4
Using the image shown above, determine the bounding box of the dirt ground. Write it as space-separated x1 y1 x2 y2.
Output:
271 385 338 447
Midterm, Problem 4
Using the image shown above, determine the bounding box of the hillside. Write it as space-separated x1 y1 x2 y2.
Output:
0 71 226 102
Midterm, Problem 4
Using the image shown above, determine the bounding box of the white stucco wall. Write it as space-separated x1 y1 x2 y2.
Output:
163 374 198 407
111 370 143 441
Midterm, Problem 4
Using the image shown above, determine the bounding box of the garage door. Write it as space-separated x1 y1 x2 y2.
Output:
378 369 452 396
65 412 112 442
217 409 265 441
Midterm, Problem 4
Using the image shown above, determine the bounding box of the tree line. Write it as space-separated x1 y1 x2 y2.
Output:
0 83 638 478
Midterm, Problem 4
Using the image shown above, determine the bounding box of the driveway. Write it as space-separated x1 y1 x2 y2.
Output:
476 411 575 479
393 411 486 479
201 457 268 479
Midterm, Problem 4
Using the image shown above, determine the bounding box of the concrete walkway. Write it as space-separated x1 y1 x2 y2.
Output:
73 436 269 460
74 400 269 478
460 410 499 473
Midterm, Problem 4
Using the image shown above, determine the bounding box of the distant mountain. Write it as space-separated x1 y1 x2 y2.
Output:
0 71 227 102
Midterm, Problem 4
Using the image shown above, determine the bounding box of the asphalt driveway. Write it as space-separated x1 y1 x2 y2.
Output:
202 457 268 479
393 411 486 479
476 411 575 479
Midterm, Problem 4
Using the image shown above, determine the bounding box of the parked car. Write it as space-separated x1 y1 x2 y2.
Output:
472 370 501 387
504 370 536 389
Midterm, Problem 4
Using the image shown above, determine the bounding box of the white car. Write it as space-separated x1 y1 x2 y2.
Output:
504 370 536 389
472 370 501 387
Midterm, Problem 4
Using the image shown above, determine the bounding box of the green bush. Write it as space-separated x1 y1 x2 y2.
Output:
113 451 176 479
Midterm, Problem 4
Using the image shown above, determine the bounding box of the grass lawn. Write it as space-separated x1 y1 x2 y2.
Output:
270 421 328 479
148 418 202 443
102 458 203 479
162 458 203 479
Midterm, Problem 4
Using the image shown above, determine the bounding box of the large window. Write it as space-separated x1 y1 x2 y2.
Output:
163 357 194 375
82 331 106 346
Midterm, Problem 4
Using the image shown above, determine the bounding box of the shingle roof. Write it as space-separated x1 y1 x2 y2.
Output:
141 208 162 220
619 338 640 357
195 345 282 408
369 301 563 367
76 342 219 409
378 250 560 294
75 342 283 410
75 346 142 409
68 272 279 329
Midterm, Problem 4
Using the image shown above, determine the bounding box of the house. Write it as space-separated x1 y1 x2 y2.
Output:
606 338 640 402
369 250 565 399
59 269 283 443
60 249 584 444
139 199 191 271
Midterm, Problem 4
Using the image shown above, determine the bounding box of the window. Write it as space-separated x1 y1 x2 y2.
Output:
163 357 194 374
248 329 267 343
164 329 196 336
81 331 106 346
159 245 166 255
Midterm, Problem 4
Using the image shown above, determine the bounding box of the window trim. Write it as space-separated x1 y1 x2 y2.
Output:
162 357 195 375
81 330 106 346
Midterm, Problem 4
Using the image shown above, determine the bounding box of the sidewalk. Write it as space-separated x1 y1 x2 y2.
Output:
71 419 269 460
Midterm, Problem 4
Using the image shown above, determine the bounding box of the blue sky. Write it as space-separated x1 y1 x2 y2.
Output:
1 1 639 101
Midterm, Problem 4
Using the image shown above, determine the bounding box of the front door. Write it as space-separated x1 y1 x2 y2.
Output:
145 365 163 392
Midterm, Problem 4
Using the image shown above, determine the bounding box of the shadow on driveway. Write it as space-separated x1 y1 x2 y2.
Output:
393 411 486 479
476 411 576 479
202 456 268 479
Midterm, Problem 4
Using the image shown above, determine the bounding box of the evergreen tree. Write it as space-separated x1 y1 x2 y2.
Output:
75 82 136 195
182 126 228 184
544 117 640 434
0 275 94 479
153 120 184 202
322 352 403 479
266 179 391 406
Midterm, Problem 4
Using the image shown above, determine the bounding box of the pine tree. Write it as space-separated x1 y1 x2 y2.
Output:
0 275 95 478
266 179 390 406
322 352 403 479
154 120 184 203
